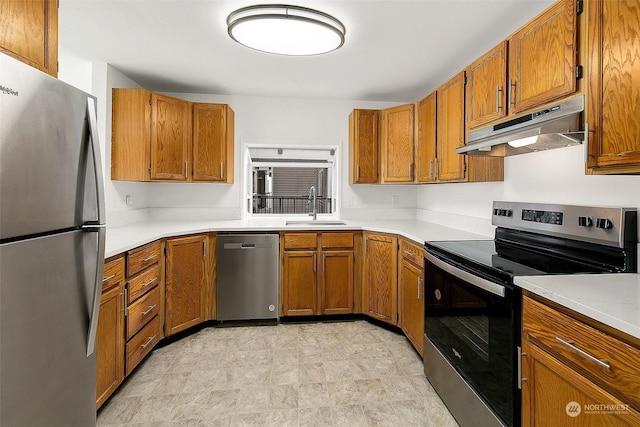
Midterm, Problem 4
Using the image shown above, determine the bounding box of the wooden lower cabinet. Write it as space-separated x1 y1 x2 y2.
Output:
281 232 354 316
522 295 640 426
398 239 424 356
96 256 125 409
165 234 207 335
363 232 397 325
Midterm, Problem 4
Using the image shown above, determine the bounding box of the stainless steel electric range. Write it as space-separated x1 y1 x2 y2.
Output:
423 202 637 427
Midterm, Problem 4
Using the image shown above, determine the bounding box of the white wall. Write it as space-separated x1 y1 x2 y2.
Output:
416 144 640 236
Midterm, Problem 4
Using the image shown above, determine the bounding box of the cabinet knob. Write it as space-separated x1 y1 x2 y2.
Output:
578 216 593 227
596 218 613 230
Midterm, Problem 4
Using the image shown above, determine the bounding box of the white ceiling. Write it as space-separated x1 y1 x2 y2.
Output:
59 0 555 102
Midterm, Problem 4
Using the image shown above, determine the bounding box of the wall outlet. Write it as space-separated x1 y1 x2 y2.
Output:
125 195 134 207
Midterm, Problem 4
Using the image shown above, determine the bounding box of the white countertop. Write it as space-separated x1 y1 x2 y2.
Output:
515 274 640 340
105 217 490 258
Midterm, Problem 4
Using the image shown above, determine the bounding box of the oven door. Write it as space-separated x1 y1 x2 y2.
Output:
423 250 520 427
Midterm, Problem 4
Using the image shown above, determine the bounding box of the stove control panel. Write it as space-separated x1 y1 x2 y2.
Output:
491 201 637 248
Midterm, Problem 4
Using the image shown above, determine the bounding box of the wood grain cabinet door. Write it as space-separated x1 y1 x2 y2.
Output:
437 71 467 182
466 41 508 129
0 0 58 77
364 233 397 325
283 251 318 316
321 250 354 315
508 0 577 114
380 104 414 183
165 235 206 335
150 93 191 181
415 92 438 183
349 109 379 183
399 258 424 356
192 103 234 182
586 0 640 174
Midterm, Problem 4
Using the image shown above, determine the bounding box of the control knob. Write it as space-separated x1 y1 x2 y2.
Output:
578 216 593 227
596 218 613 230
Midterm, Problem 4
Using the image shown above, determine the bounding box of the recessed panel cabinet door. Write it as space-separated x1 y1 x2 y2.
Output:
0 0 58 77
586 0 640 174
349 109 379 183
380 104 414 183
321 250 354 315
192 103 234 182
437 71 466 182
364 233 397 325
415 92 437 182
165 235 206 335
399 258 423 356
283 251 317 316
150 94 191 181
509 0 577 114
466 41 508 129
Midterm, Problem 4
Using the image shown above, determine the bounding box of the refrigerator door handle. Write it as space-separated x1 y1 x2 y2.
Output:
86 226 106 356
86 97 106 225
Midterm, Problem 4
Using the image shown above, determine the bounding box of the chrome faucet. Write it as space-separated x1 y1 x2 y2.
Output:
308 185 317 220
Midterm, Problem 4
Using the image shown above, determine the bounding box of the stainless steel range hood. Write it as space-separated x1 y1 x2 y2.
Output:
458 95 585 157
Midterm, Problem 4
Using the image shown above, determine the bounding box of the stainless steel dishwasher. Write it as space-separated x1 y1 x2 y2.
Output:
216 233 279 321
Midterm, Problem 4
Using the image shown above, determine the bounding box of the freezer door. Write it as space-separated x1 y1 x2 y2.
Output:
0 230 99 426
0 53 100 240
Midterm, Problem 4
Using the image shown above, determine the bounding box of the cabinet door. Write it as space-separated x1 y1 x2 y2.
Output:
521 340 640 427
150 94 191 181
466 41 508 129
364 233 397 325
415 92 437 183
509 0 577 114
399 258 424 356
586 0 640 174
283 251 317 316
96 257 125 409
0 0 57 77
192 103 234 182
165 235 206 335
349 109 379 183
380 104 414 183
321 250 354 315
437 71 467 182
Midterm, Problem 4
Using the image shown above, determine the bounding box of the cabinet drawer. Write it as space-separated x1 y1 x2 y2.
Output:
127 286 161 340
103 256 125 291
127 241 161 277
321 232 353 249
523 296 640 408
399 239 422 266
126 314 161 376
128 264 160 303
284 233 317 249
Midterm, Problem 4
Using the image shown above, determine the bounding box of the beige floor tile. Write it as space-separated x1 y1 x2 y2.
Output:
269 384 299 409
297 382 331 408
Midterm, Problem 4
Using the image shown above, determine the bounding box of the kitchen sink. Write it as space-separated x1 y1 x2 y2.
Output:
285 220 347 226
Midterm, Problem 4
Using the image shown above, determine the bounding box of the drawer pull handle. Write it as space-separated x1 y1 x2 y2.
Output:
142 254 158 262
141 305 157 316
141 335 156 350
102 274 116 282
142 278 157 288
555 337 611 370
404 250 415 257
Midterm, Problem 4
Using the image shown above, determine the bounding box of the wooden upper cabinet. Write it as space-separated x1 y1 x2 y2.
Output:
0 0 58 77
466 41 508 129
112 89 235 182
349 109 379 183
415 92 437 183
165 235 206 336
509 0 577 114
586 0 640 174
150 93 191 181
380 104 415 183
437 71 467 182
192 103 235 182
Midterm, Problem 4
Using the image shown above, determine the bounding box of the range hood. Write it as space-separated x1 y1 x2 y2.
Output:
458 95 585 157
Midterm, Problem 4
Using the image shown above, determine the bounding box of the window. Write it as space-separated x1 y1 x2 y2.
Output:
245 146 338 216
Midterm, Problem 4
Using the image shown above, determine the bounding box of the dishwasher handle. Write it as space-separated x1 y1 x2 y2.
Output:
223 243 257 249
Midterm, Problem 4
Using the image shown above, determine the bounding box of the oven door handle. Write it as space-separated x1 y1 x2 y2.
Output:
424 251 506 298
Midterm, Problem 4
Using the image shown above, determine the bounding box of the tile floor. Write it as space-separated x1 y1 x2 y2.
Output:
97 320 459 427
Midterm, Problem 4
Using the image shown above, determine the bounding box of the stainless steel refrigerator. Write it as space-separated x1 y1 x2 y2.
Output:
0 53 106 426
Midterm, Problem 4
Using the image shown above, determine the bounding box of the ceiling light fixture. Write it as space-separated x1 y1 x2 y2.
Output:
227 4 346 56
